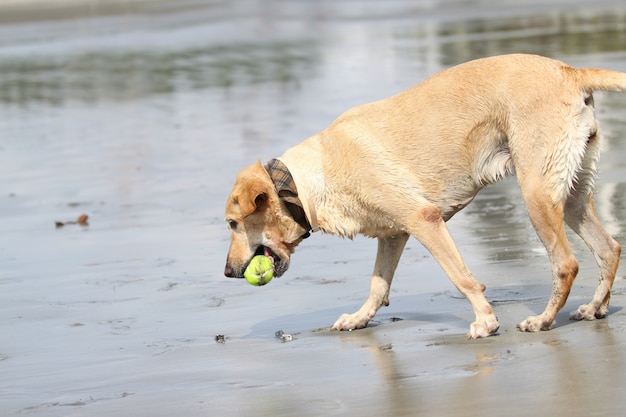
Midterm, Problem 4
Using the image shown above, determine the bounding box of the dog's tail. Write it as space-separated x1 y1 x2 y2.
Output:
575 67 626 92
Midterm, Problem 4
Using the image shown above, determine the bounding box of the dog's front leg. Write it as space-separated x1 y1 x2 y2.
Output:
412 207 499 338
332 234 409 331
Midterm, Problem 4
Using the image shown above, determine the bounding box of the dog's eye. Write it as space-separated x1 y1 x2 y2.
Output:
228 220 238 231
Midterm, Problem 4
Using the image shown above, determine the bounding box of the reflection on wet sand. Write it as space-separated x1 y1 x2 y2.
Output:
430 7 626 65
0 41 319 105
2 3 626 106
330 317 626 416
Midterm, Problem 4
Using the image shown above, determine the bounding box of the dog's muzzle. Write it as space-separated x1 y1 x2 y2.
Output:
224 246 289 278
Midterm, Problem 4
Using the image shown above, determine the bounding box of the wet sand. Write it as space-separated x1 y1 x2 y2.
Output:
2 1 626 416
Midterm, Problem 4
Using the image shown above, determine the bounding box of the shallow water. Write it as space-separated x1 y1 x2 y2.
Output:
2 1 626 416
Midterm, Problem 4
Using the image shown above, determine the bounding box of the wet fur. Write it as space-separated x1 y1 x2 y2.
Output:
224 54 624 338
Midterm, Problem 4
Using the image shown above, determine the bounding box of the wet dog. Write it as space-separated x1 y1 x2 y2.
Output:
224 54 624 338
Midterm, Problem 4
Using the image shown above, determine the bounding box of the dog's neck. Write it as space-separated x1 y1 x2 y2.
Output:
264 158 319 238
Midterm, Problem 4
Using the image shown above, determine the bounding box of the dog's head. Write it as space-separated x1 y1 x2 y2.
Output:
224 160 309 279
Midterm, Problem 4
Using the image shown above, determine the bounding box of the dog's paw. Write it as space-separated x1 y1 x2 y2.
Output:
467 317 500 339
570 303 608 321
516 314 553 332
331 313 370 331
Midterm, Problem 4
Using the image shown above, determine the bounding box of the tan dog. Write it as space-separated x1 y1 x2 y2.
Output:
224 54 624 338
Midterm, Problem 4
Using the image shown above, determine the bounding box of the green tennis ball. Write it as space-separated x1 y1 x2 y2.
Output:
244 255 274 286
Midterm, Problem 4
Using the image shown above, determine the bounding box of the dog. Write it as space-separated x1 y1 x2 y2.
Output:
224 54 624 338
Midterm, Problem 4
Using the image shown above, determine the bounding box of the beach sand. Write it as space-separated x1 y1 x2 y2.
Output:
2 1 626 416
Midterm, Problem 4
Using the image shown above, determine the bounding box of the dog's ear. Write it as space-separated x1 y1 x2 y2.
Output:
238 184 269 218
234 161 272 218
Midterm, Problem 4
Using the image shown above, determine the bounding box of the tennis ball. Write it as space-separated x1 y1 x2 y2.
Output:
244 255 274 286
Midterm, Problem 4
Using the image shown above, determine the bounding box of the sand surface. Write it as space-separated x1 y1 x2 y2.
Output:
2 1 626 416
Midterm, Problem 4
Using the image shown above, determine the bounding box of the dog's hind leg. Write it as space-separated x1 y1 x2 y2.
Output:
565 194 621 320
332 233 409 331
514 94 612 331
516 189 579 332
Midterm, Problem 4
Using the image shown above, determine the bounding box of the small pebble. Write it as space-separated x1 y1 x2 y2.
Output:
275 330 293 342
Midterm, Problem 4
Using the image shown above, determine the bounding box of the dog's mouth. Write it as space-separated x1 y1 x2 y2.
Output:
251 245 289 278
224 245 290 279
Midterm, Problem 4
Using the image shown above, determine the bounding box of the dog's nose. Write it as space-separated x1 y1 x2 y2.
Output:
224 264 234 277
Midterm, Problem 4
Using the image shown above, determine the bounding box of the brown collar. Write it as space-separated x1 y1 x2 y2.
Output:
264 158 317 238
